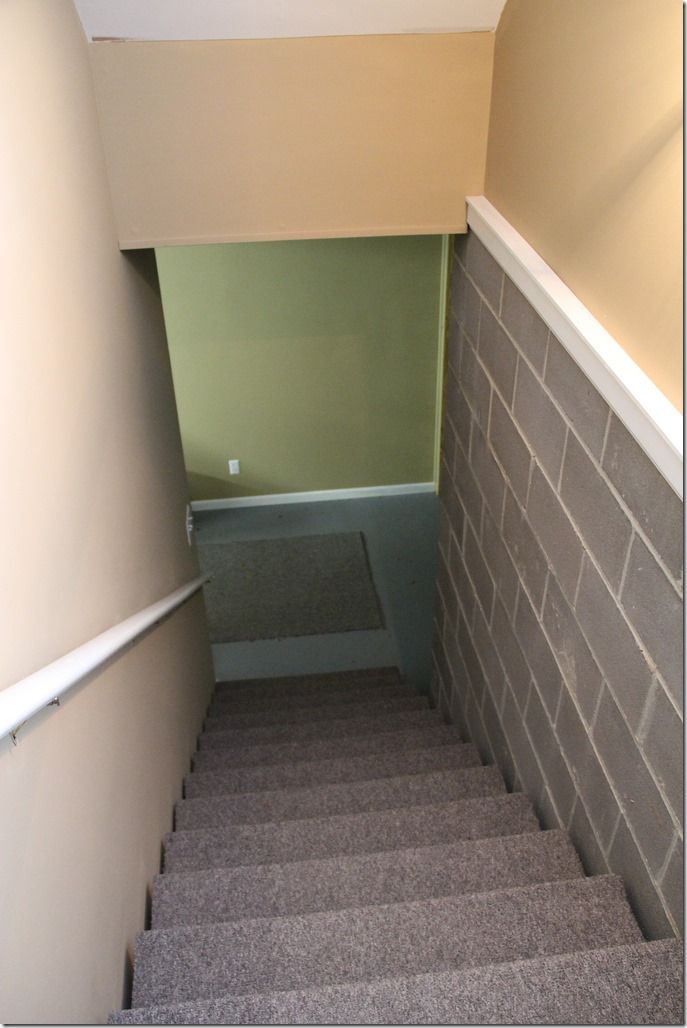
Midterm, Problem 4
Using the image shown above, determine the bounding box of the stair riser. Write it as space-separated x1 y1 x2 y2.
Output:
162 795 540 872
132 876 641 1006
192 724 460 772
203 694 426 732
184 744 480 797
152 830 583 928
175 766 504 830
198 708 440 749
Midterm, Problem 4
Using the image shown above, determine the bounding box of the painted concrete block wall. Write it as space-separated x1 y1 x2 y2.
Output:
156 237 443 500
431 231 683 939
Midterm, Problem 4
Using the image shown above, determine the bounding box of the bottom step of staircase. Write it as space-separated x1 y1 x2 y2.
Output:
111 941 683 1025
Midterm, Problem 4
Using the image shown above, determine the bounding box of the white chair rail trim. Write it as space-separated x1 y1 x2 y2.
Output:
0 574 209 743
466 196 683 499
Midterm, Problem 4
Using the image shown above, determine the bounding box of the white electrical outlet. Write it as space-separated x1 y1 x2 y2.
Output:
185 503 194 546
228 459 241 475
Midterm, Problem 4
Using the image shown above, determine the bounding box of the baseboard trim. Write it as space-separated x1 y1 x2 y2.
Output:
466 196 683 498
433 234 450 488
191 482 436 511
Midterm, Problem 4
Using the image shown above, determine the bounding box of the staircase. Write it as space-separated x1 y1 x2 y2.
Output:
110 667 682 1024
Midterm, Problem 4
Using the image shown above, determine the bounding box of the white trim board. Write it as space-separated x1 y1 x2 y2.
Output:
433 234 450 488
75 0 507 41
466 197 683 499
125 223 467 250
191 482 435 512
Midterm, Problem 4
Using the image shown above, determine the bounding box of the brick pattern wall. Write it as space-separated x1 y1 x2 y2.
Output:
431 231 684 938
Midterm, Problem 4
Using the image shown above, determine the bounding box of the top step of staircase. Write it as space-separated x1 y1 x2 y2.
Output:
213 667 401 698
208 680 413 716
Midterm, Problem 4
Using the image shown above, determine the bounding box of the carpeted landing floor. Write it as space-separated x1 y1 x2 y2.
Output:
198 532 383 643
195 493 438 688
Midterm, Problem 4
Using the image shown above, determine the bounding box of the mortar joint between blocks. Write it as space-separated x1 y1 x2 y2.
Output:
616 528 636 602
571 551 586 609
541 329 552 380
656 829 681 887
599 407 613 466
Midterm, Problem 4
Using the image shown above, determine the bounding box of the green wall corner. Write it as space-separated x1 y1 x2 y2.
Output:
156 236 445 500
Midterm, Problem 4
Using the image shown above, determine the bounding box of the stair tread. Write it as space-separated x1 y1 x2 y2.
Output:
163 793 540 872
213 667 400 698
131 875 642 1007
208 680 414 716
198 707 441 749
110 939 685 1024
203 693 427 731
152 829 583 928
175 766 505 829
184 742 480 797
192 723 461 771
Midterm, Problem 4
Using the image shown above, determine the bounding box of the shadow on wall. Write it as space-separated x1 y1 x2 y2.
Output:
188 471 246 499
186 470 337 500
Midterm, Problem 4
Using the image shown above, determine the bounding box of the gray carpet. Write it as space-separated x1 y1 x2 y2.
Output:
131 876 641 1006
151 830 583 928
110 941 685 1024
198 533 384 642
202 690 426 731
162 794 540 872
197 706 440 749
191 721 463 771
184 741 481 797
174 766 505 829
110 670 684 1025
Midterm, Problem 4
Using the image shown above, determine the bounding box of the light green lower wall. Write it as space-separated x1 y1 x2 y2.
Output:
156 236 445 500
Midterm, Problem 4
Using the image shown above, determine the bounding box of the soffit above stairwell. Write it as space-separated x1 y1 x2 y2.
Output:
89 33 494 246
73 0 507 41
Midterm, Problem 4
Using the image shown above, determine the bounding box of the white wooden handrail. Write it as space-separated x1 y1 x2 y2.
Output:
0 574 210 743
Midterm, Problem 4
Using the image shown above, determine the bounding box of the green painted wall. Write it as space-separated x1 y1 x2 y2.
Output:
156 236 443 499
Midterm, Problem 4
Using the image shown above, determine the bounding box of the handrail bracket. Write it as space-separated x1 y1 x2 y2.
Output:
9 696 61 746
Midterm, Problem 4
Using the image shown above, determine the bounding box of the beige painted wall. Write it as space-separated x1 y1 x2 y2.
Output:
485 0 683 409
0 2 213 1022
89 33 494 247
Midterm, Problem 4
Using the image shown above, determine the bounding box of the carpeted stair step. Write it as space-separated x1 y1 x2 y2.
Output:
175 766 505 829
198 706 441 750
203 692 427 732
207 680 414 717
184 742 480 797
110 939 685 1025
213 667 400 700
163 793 540 872
192 722 462 773
152 829 583 928
130 875 642 1007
